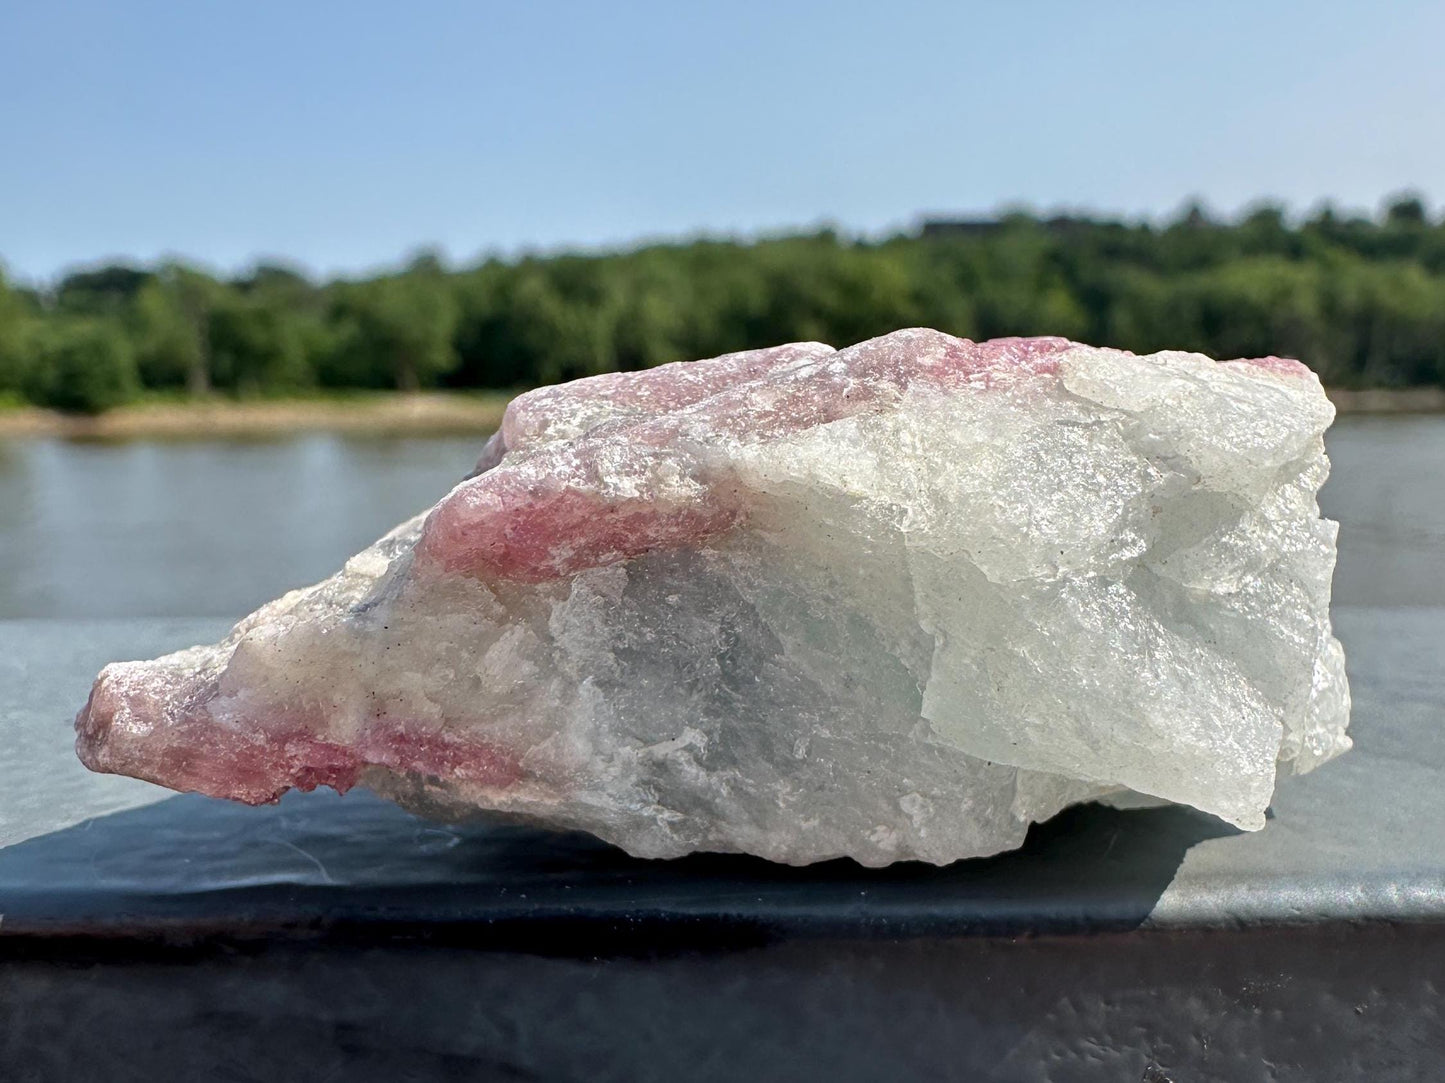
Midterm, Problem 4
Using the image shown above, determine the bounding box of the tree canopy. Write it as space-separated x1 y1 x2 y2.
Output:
6 199 1444 413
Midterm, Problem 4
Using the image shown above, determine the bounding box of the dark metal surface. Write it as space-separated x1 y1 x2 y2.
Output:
1 606 1443 939
0 789 1246 944
5 923 1443 1082
1 607 1443 1080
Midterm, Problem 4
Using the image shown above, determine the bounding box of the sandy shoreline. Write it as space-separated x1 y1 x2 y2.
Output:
0 393 512 440
0 385 1439 440
1322 386 1445 415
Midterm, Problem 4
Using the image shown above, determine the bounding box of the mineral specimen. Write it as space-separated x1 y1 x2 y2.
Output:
75 330 1350 866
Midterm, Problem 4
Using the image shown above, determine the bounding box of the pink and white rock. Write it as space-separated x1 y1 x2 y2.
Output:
75 329 1350 866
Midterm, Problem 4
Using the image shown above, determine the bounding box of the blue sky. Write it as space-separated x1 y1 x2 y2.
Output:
2 0 1441 281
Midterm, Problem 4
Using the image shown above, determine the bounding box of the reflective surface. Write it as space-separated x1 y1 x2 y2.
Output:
0 434 482 618
0 617 230 848
1319 415 1445 607
2 607 1443 928
0 417 1439 620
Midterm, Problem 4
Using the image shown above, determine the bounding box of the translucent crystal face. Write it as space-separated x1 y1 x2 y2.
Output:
76 329 1349 866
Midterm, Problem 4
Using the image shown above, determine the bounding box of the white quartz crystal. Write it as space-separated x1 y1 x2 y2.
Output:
77 330 1350 866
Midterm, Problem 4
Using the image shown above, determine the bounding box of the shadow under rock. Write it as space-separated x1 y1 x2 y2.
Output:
0 787 1239 951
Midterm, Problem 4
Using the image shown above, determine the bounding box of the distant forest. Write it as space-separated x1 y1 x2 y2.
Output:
2 197 1443 413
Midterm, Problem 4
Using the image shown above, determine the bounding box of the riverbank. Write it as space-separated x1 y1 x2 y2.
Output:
0 384 1440 440
0 392 512 440
1322 386 1445 415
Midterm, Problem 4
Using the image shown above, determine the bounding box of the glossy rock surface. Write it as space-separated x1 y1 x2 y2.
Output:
76 329 1350 865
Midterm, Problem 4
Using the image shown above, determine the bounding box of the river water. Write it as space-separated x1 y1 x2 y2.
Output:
0 417 1441 618
0 417 1440 850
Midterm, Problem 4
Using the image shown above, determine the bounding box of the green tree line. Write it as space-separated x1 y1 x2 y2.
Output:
2 197 1443 413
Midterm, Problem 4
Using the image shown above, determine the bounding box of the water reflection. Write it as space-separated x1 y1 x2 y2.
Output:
0 439 39 617
1319 416 1445 607
0 417 1439 619
0 433 483 618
